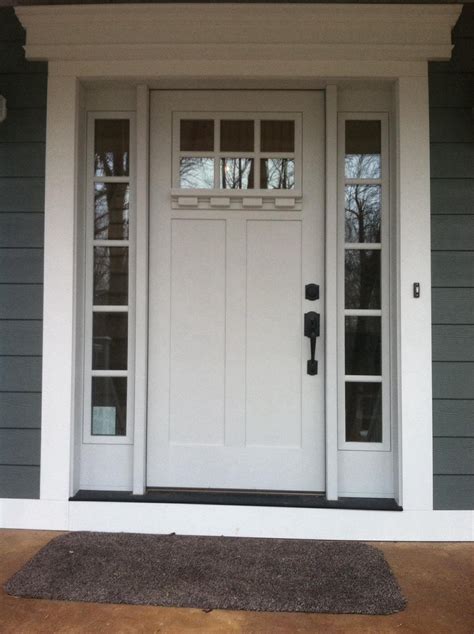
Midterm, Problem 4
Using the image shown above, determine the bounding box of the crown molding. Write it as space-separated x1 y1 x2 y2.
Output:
16 3 461 64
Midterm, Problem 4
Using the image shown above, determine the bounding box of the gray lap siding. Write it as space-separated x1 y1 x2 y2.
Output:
0 7 46 499
429 6 474 510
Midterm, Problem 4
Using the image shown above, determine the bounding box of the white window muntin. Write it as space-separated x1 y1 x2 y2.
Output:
171 111 302 196
337 112 391 452
83 111 136 445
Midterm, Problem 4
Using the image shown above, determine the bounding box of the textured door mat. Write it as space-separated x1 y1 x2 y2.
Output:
5 532 406 614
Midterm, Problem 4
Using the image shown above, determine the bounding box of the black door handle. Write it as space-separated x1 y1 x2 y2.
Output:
304 311 320 375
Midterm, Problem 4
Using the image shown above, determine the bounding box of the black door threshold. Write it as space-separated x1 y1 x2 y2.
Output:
70 488 402 511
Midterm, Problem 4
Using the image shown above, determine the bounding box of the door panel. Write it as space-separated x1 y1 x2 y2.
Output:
246 220 302 448
169 219 226 446
147 91 325 491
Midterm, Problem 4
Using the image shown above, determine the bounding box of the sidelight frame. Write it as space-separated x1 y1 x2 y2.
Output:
337 112 391 453
82 111 136 446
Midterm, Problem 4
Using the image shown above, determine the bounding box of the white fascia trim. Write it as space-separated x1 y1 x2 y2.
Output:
16 4 460 64
47 60 431 80
1 499 472 542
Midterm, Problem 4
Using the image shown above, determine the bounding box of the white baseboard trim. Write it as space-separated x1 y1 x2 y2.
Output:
1 499 472 541
0 499 68 531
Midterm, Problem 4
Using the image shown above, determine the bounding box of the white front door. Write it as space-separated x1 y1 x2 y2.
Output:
147 91 325 491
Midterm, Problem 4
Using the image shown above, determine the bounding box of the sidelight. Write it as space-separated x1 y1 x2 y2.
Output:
84 114 134 443
341 114 389 448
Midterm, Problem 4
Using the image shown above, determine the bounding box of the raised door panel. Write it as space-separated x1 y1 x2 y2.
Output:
246 220 302 448
169 219 226 446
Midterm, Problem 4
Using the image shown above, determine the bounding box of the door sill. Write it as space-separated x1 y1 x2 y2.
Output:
71 488 402 511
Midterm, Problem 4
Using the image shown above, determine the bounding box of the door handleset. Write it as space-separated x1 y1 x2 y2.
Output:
304 311 320 375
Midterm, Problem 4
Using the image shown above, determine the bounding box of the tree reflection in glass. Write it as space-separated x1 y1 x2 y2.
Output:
180 158 214 189
93 247 129 306
345 120 381 179
345 185 381 243
94 183 129 240
345 250 381 309
92 377 127 436
94 120 129 177
345 316 381 375
345 153 381 179
345 382 382 442
93 313 128 370
261 158 295 189
221 158 254 189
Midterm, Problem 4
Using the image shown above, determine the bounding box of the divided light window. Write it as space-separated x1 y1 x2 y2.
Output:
83 114 135 444
339 114 390 451
176 115 299 191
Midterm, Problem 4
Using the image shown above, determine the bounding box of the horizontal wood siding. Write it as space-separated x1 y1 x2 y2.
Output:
431 179 474 215
0 284 43 319
431 215 474 251
0 393 42 429
0 465 40 499
0 8 45 499
430 6 474 510
433 476 474 511
433 400 474 438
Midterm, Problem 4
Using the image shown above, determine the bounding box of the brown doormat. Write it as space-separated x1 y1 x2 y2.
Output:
5 532 406 614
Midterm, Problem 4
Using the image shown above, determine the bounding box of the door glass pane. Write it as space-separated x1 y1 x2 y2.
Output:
345 120 381 179
345 382 382 442
345 185 381 243
92 377 127 436
94 183 129 240
180 120 214 152
220 120 254 152
221 158 254 189
94 119 129 177
261 120 295 152
260 158 295 189
180 158 214 189
93 313 128 370
345 316 381 375
93 247 128 305
345 250 381 309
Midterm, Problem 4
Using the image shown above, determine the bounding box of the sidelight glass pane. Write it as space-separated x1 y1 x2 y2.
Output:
180 120 214 152
345 120 381 179
93 313 128 370
93 247 128 306
221 158 254 189
220 120 254 152
261 120 295 152
91 376 127 436
345 249 381 309
345 316 381 375
94 119 129 177
345 185 381 243
260 158 295 189
94 183 129 240
180 158 214 189
345 382 382 442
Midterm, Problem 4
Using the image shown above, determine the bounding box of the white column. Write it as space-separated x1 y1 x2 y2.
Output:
396 75 433 511
132 85 149 495
40 74 78 501
325 85 339 500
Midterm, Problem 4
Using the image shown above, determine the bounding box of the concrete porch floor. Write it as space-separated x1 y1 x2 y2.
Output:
0 530 472 633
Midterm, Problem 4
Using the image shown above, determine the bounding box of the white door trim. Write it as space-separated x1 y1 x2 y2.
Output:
132 85 150 495
36 75 435 511
18 0 441 518
324 85 338 501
